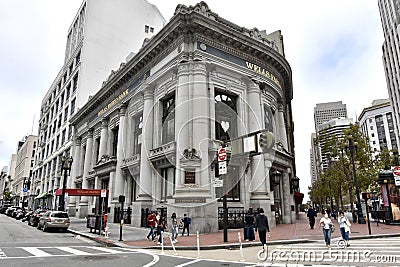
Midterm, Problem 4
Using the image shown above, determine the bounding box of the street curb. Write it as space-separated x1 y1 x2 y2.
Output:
68 229 400 250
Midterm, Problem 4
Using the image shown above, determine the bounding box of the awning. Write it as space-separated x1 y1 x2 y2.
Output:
34 192 48 199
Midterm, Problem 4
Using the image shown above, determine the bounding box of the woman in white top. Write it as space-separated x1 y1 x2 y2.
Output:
319 213 333 248
338 211 351 246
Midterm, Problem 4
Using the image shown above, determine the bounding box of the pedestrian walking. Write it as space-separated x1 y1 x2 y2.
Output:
157 216 167 245
146 211 157 241
254 208 270 250
170 212 179 243
320 213 333 248
244 209 255 241
307 206 317 229
181 214 191 236
338 211 351 246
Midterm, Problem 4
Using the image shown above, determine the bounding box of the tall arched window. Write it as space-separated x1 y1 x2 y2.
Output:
162 95 175 144
215 92 237 141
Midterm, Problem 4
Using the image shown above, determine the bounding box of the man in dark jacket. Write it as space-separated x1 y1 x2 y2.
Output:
307 206 317 229
255 208 270 250
244 209 255 241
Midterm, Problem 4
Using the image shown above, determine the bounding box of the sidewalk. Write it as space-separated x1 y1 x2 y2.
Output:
68 212 400 250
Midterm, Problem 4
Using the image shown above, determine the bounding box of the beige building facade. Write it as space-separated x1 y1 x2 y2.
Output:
68 2 297 233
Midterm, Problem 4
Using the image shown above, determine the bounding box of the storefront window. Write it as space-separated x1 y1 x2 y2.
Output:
133 115 143 154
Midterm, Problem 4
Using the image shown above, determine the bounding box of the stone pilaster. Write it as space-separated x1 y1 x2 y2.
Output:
138 87 154 201
113 106 127 203
277 101 288 150
281 169 291 224
99 118 109 160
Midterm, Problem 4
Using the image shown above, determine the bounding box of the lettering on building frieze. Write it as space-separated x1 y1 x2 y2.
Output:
175 198 206 203
98 89 129 117
245 62 282 89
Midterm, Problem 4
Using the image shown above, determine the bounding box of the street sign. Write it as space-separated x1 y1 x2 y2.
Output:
101 189 107 198
218 147 227 162
393 166 400 176
23 188 28 193
219 161 227 174
213 179 223 187
395 176 400 186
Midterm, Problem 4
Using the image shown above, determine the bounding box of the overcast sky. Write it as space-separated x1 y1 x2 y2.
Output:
0 0 387 200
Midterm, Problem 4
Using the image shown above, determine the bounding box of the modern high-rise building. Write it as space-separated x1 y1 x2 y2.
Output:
317 118 353 170
314 101 347 131
359 99 398 155
311 101 349 181
378 0 400 149
32 0 166 210
67 1 297 232
12 135 37 208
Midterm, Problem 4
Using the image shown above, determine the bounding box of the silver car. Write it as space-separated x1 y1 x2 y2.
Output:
37 211 70 232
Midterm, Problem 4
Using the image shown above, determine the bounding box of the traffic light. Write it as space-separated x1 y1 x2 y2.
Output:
259 131 274 152
362 192 371 200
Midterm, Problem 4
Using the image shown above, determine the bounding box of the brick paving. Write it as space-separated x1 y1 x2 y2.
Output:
119 212 400 248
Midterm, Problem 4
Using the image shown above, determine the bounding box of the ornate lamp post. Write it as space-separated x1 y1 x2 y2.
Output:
290 176 300 194
346 136 366 224
59 156 73 211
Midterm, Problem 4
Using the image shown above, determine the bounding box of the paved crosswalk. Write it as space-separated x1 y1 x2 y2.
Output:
261 237 400 266
0 245 136 259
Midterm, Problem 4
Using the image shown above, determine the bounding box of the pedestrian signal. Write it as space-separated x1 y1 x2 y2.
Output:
362 192 371 200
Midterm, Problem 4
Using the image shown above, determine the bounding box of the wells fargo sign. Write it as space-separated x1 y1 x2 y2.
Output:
97 89 129 117
245 62 282 89
55 188 109 196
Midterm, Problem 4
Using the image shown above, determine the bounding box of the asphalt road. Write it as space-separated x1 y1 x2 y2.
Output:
0 214 251 267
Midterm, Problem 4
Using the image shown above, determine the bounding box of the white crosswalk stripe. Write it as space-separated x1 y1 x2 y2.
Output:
0 246 131 259
265 237 400 265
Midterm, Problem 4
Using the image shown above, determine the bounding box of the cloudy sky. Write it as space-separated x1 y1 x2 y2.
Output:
0 0 387 200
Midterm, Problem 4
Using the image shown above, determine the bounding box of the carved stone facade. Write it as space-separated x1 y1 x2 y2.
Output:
68 2 296 232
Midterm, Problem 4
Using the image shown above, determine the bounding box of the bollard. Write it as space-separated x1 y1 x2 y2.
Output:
238 232 245 261
169 233 178 255
196 231 200 258
160 231 165 255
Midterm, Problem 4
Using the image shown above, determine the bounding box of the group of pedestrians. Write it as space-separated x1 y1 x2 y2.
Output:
307 206 352 248
243 208 271 251
146 211 191 245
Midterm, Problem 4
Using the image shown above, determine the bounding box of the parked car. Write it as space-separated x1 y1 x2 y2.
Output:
6 207 20 217
11 207 23 218
15 209 28 220
28 210 47 227
0 204 12 214
37 211 70 232
21 211 34 222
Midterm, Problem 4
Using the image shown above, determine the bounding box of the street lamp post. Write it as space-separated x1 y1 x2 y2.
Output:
59 156 73 211
347 136 366 224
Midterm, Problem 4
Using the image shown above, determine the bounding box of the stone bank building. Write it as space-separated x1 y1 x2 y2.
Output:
69 2 297 232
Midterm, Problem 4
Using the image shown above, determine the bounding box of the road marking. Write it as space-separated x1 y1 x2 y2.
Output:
89 246 125 254
174 259 201 267
57 247 91 255
20 247 51 257
0 249 6 258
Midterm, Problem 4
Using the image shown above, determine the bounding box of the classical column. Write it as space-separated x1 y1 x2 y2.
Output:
281 169 291 223
247 81 267 199
79 129 93 218
175 63 190 186
114 106 127 202
98 118 109 160
277 101 288 150
138 87 154 200
191 62 209 188
67 137 81 216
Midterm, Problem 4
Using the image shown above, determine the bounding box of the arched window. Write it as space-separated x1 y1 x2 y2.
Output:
215 92 237 141
264 105 274 133
162 95 175 144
